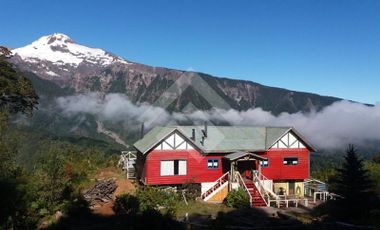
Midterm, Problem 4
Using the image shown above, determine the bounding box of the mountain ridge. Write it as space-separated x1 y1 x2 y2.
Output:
4 33 347 147
9 33 342 113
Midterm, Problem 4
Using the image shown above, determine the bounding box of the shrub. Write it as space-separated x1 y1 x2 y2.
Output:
224 188 250 209
136 187 179 216
113 194 139 216
63 195 91 218
180 181 201 201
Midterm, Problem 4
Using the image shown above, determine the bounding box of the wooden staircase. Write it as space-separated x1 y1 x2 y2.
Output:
236 172 268 207
119 151 137 180
127 167 136 179
201 172 229 201
244 180 267 207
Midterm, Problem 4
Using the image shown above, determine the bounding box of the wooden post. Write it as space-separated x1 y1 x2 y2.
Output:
258 160 261 178
229 161 233 191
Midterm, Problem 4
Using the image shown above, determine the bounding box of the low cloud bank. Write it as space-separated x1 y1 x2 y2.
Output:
56 93 380 150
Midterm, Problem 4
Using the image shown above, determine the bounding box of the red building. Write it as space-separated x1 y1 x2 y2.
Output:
134 125 316 206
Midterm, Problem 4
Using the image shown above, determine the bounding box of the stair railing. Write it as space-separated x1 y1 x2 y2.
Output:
201 171 229 200
235 172 253 205
252 172 269 206
254 171 279 200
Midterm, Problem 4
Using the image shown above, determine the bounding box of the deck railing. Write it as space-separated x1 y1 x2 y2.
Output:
304 178 342 203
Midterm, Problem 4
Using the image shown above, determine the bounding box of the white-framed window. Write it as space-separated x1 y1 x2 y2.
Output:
283 157 298 165
160 160 187 176
260 159 269 168
207 159 219 169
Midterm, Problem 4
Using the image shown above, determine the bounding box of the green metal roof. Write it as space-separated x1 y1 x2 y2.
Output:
133 125 315 154
265 127 292 149
133 126 176 154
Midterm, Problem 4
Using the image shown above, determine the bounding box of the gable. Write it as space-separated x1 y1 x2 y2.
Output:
270 131 306 149
154 131 194 151
134 127 176 154
134 126 316 154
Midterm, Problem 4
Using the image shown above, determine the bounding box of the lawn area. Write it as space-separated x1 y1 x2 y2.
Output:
176 200 234 220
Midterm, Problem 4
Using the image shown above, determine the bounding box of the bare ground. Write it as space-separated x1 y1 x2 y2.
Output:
91 167 136 216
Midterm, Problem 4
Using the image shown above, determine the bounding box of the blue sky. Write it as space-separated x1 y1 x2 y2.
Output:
2 0 380 104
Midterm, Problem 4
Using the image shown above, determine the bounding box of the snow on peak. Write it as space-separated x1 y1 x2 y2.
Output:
45 33 75 44
12 33 128 67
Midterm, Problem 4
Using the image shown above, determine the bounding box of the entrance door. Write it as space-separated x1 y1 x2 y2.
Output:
288 181 295 195
237 161 255 180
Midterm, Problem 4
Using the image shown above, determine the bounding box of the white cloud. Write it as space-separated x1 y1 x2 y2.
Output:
56 93 380 150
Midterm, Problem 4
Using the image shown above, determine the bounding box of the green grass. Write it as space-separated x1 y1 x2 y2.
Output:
175 200 234 220
288 211 315 224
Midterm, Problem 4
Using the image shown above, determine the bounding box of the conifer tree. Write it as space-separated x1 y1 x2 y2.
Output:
330 145 376 220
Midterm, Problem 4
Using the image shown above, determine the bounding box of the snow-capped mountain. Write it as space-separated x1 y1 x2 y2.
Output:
12 33 128 67
8 33 341 115
11 33 129 81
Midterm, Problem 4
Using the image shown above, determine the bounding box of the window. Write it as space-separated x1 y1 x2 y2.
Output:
160 160 187 176
207 159 219 169
260 159 269 168
283 157 298 165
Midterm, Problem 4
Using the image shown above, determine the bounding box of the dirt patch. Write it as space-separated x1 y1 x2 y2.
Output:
115 177 136 196
92 202 115 216
90 168 136 216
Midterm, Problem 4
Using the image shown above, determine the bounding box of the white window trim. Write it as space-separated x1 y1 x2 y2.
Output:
160 160 187 176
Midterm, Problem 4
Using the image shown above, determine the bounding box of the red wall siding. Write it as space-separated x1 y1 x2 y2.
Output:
144 149 224 185
261 148 309 180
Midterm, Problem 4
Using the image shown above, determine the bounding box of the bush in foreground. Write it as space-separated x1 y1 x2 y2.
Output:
113 194 139 216
136 186 180 216
224 188 250 209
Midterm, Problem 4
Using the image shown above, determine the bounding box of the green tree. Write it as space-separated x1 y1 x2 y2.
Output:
0 55 39 228
0 50 38 115
33 147 68 213
373 154 380 164
224 188 250 209
0 111 17 175
329 145 377 221
364 160 380 194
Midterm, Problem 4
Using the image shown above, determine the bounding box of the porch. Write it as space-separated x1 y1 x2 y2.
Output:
200 151 310 208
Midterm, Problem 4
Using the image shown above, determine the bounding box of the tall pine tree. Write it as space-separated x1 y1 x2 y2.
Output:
330 145 376 221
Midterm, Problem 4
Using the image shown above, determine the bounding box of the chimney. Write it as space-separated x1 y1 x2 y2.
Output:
204 121 208 137
140 123 145 139
192 128 196 141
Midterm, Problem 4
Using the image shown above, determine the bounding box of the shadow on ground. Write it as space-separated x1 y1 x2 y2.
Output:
46 207 183 230
45 200 351 230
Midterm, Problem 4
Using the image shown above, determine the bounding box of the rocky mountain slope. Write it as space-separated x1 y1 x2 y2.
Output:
10 33 340 115
6 33 344 148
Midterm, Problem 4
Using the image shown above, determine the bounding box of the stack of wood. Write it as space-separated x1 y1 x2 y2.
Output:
84 179 117 206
